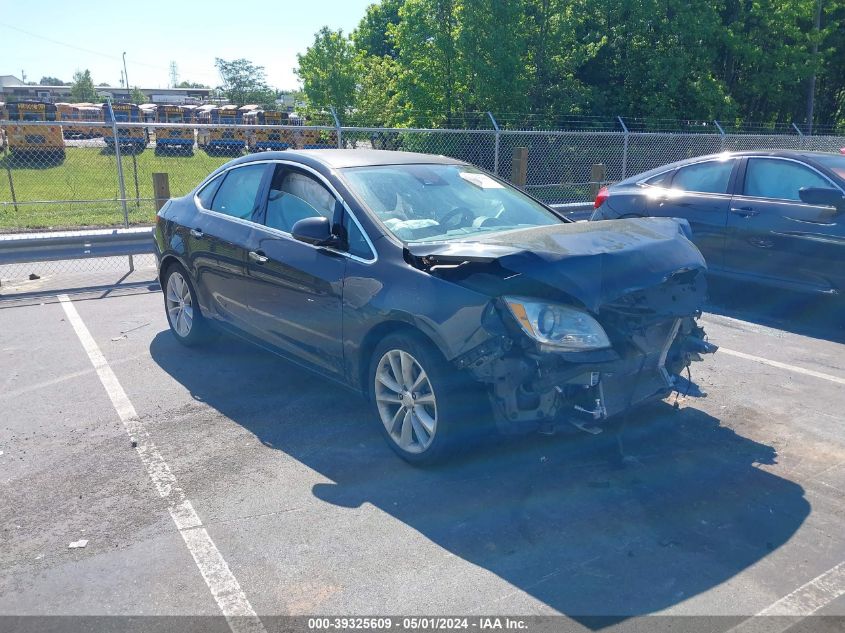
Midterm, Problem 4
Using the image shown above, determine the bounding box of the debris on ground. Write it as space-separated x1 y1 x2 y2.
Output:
28 273 40 280
68 539 88 549
121 322 150 335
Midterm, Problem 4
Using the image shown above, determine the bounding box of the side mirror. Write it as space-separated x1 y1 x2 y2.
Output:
291 216 336 246
799 187 845 211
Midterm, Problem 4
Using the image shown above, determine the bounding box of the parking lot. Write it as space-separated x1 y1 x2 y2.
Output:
2 266 845 631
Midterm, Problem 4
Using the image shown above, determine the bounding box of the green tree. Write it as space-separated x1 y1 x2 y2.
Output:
457 0 532 115
39 76 66 86
353 0 404 58
70 69 97 103
296 0 845 127
390 0 464 125
717 0 845 126
130 87 147 103
214 58 276 107
295 27 360 112
355 55 402 125
176 80 210 89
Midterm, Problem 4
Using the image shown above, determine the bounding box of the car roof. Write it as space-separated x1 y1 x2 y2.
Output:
616 149 844 185
228 149 466 169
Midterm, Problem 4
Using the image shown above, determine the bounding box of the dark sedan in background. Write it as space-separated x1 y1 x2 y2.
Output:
591 151 845 295
155 150 715 463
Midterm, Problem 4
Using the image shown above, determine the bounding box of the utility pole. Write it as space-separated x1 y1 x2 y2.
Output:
805 0 822 135
21 69 26 83
120 70 125 88
169 62 178 88
122 52 130 100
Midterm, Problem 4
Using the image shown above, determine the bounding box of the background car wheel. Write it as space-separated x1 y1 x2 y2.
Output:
369 332 488 465
162 262 209 346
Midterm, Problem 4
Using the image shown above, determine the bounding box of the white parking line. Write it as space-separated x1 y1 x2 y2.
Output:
58 294 266 633
726 560 845 633
719 347 845 386
757 560 845 616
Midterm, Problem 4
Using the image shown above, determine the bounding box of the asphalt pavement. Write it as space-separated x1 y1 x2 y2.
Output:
1 268 845 632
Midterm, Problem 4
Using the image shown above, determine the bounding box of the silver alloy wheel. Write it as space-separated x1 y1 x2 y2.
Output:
165 271 194 338
374 349 438 454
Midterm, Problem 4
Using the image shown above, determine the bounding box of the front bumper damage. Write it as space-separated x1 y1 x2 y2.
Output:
406 217 718 435
448 266 717 435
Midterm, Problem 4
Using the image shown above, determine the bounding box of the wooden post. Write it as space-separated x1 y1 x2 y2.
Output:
152 172 170 211
589 163 607 199
510 147 528 187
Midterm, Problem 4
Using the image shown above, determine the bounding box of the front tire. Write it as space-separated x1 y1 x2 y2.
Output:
369 332 487 464
163 263 209 346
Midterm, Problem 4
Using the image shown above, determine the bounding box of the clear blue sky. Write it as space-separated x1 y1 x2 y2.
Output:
0 0 374 90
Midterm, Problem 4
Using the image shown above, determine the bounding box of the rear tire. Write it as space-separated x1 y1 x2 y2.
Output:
368 332 489 465
162 262 209 346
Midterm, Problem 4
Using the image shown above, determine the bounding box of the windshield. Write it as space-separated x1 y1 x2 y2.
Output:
342 164 564 242
813 154 845 180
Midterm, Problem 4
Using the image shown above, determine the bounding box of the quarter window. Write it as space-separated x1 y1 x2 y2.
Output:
209 164 267 220
672 160 734 194
344 215 373 260
645 171 672 187
196 175 223 209
743 158 831 201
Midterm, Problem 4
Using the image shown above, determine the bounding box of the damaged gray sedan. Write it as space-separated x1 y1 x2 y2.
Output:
154 149 717 464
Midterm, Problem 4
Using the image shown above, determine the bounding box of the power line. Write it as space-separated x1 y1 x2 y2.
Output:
0 21 218 83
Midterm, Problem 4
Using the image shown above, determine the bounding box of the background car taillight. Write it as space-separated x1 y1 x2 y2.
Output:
594 186 609 209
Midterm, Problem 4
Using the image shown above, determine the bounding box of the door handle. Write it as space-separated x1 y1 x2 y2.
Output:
248 250 268 264
730 207 759 218
189 228 204 238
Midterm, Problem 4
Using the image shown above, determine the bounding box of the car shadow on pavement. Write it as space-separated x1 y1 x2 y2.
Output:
706 277 845 344
150 331 809 626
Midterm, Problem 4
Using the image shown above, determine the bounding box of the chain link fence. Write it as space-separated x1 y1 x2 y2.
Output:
1 115 844 288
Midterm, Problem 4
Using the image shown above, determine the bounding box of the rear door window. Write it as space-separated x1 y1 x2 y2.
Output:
672 160 735 194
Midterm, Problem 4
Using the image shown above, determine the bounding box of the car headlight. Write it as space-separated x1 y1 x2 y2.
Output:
503 297 611 351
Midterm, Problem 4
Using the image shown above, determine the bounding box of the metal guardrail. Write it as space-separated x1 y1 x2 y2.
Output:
0 226 154 265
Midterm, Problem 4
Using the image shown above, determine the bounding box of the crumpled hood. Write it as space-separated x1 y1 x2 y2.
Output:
405 218 707 312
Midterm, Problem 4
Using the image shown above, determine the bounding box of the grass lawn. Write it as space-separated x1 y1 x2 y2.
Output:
0 144 591 232
0 146 230 232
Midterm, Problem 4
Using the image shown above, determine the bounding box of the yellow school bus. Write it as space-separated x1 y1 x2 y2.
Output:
139 103 156 120
56 102 104 139
243 110 293 152
154 105 195 154
103 102 148 153
3 101 65 162
288 113 337 149
239 104 261 117
196 104 245 154
79 104 105 138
